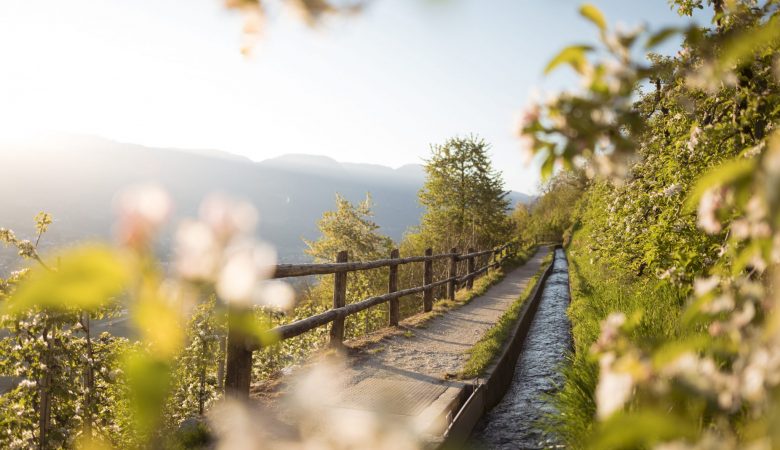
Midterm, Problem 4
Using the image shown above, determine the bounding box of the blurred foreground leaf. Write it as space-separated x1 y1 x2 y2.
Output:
720 15 780 69
4 245 130 314
684 157 756 212
133 296 185 358
579 4 606 32
545 45 593 75
125 351 172 440
590 410 698 449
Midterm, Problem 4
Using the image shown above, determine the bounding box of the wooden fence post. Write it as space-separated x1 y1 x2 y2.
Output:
330 250 348 347
388 249 400 326
447 248 458 300
467 247 475 290
423 248 433 312
224 307 252 398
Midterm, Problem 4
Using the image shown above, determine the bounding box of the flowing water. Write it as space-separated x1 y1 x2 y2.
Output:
469 248 571 449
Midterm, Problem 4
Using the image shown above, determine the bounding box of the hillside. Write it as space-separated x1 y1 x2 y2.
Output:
0 134 532 269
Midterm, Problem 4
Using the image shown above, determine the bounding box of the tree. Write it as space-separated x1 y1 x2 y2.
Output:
515 171 585 245
304 193 393 263
304 193 394 336
413 135 511 253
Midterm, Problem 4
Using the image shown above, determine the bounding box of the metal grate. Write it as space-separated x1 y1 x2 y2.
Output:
334 378 447 416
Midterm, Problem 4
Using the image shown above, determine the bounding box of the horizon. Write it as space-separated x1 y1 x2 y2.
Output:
1 131 538 195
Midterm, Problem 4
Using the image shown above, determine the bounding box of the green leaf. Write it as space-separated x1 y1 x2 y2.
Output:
579 4 606 32
545 44 593 74
4 245 130 314
720 16 780 68
684 158 756 212
651 334 710 368
124 351 172 437
645 27 681 49
589 410 698 449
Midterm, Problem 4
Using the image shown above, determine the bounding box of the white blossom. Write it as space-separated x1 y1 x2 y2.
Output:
697 188 724 234
255 280 296 311
595 352 634 419
174 220 221 281
687 126 702 152
199 193 258 241
693 276 720 297
663 183 681 197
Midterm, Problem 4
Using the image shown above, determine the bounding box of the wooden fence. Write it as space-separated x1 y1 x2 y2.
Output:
224 242 518 397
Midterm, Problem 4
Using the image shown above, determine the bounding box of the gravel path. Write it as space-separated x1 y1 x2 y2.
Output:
341 246 549 386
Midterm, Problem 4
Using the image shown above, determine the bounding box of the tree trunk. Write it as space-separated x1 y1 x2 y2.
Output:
81 312 95 437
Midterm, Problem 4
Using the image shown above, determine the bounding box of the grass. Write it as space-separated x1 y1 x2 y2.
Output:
545 231 685 448
457 250 554 379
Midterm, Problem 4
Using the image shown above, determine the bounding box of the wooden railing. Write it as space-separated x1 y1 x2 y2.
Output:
224 242 519 397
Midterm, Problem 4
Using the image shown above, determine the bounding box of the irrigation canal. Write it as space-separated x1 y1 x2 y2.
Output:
469 247 572 449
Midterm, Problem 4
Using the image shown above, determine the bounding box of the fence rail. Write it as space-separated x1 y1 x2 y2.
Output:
225 241 518 397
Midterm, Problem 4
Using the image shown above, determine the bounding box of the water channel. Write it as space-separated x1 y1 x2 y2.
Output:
469 248 571 449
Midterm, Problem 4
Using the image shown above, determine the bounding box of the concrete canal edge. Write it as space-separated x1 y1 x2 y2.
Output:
435 244 561 448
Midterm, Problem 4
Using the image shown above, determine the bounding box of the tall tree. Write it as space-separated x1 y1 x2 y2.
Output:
413 135 511 252
304 193 393 336
304 193 392 263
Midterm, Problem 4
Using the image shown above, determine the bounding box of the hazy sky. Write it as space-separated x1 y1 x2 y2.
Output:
0 0 707 194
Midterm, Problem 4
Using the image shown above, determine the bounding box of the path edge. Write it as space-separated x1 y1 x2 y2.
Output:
437 244 560 448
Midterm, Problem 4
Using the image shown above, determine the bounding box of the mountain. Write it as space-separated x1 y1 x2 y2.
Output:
0 134 533 270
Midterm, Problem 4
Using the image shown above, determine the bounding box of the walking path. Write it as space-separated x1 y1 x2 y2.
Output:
256 247 550 442
341 247 549 384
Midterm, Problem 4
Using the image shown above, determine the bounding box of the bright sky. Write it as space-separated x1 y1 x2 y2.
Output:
0 0 707 194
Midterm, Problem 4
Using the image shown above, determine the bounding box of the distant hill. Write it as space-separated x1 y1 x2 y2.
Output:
0 134 533 270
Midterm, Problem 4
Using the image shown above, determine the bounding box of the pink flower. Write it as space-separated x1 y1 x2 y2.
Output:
200 193 258 242
517 103 540 131
114 184 172 248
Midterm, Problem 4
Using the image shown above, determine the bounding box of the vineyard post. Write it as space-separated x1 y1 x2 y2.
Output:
329 250 348 347
388 249 400 326
467 248 475 290
423 248 433 312
224 307 253 398
447 248 458 300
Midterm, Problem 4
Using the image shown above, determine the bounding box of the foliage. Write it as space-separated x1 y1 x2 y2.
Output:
164 297 226 431
409 134 512 254
305 193 394 338
0 215 135 449
524 1 780 448
0 187 289 448
512 171 585 244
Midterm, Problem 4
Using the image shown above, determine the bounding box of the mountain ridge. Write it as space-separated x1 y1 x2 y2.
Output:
0 134 533 270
